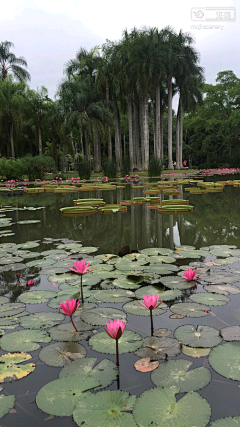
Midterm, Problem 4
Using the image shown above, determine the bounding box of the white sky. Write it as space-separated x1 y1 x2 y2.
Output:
1 0 238 110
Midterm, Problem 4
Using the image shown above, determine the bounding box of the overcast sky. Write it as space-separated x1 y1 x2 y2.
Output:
1 0 238 111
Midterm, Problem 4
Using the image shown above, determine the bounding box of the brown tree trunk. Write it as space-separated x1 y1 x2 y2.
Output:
10 123 15 158
114 94 122 172
128 93 134 169
106 78 112 160
93 128 101 173
133 97 141 167
38 125 42 155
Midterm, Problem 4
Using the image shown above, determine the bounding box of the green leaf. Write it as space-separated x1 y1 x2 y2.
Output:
209 342 240 380
210 417 240 426
89 331 142 354
48 322 92 342
141 248 173 256
151 359 211 392
19 312 65 329
0 394 15 418
94 289 134 303
0 352 35 382
221 326 240 341
170 303 209 317
112 277 143 290
36 376 99 416
0 330 51 352
81 307 126 326
160 276 193 289
59 357 118 390
39 342 87 367
17 242 40 249
174 324 222 347
0 303 25 318
181 345 210 358
135 336 180 360
204 284 240 295
26 259 56 268
122 300 167 316
73 390 137 427
18 290 57 304
190 293 229 306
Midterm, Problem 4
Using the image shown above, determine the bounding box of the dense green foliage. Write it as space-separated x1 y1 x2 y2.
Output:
76 158 92 180
148 156 163 177
0 156 54 180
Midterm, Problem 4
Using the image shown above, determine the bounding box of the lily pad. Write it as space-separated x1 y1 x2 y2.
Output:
19 312 64 329
26 259 56 268
190 293 229 306
153 328 172 338
204 284 240 295
47 293 75 309
74 246 98 254
134 336 181 360
39 342 87 367
112 277 143 290
0 303 25 318
18 290 57 304
36 376 99 416
170 303 209 317
89 331 142 354
17 242 40 249
0 297 9 305
0 352 35 382
122 300 167 316
0 394 15 418
151 359 211 392
134 357 159 372
133 387 211 427
221 326 240 341
160 276 193 290
209 342 240 380
81 307 126 326
48 322 92 342
182 345 210 358
59 357 118 389
94 289 134 303
73 390 137 427
141 248 173 256
175 324 222 348
0 330 51 352
210 417 240 426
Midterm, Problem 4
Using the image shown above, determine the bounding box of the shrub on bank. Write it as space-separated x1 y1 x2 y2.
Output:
0 156 54 181
76 158 92 180
102 159 116 178
148 156 163 177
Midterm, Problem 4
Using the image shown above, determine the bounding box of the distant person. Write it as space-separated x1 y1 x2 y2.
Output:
173 161 176 169
183 160 187 167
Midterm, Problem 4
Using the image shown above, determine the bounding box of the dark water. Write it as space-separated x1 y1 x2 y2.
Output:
1 177 240 426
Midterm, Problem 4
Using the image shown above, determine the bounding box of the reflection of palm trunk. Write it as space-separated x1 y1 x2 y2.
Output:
131 206 136 250
145 204 151 248
157 212 163 247
169 215 174 250
93 129 101 173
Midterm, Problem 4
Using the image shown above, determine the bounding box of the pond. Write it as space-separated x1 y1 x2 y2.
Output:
0 175 240 426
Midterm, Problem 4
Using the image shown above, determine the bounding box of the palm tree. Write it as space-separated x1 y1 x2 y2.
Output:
0 41 30 82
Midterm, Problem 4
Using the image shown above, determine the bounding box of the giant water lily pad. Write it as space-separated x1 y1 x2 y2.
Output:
151 359 211 392
190 293 229 306
122 300 167 316
204 284 240 295
170 303 209 317
135 336 181 360
36 375 99 416
220 326 240 341
0 330 51 352
210 417 240 426
0 352 35 382
73 390 137 427
39 342 87 367
74 246 98 254
19 312 65 329
174 325 222 348
0 393 15 418
133 387 211 427
94 289 135 303
89 331 142 354
209 342 240 380
135 285 165 299
59 357 118 390
0 303 25 318
160 276 193 289
18 290 57 304
48 322 92 342
81 307 126 326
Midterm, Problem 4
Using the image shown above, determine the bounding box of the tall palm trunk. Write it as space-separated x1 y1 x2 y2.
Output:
113 94 122 172
38 125 42 155
133 97 141 166
51 125 58 172
140 93 149 171
10 123 15 158
179 97 183 169
106 78 112 160
84 131 89 161
176 99 180 169
93 128 101 173
128 93 134 169
167 77 173 169
155 85 161 159
160 109 164 161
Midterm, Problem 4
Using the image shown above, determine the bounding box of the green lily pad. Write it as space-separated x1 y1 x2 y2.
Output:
41 249 67 256
160 276 193 289
57 243 83 251
210 417 240 426
122 300 167 316
72 302 98 316
0 330 51 352
209 342 240 380
135 285 165 299
0 394 15 418
135 336 180 360
0 297 9 305
17 242 40 249
26 259 56 268
151 359 211 392
18 290 57 304
112 277 143 290
204 284 240 295
170 303 209 317
19 312 65 329
39 342 87 367
0 303 25 318
94 289 134 303
0 318 19 329
0 256 23 265
81 307 126 326
17 220 41 224
74 246 98 254
0 352 35 382
174 325 222 347
59 357 118 390
190 293 229 306
153 328 172 337
47 293 75 309
89 331 142 354
182 345 211 358
48 321 92 341
36 375 99 416
133 387 211 427
141 248 173 256
73 390 137 427
221 326 240 341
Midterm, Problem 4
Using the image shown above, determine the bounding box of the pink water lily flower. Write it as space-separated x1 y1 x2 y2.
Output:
104 319 126 366
70 260 92 274
57 299 80 332
27 280 34 286
181 268 197 281
138 294 163 310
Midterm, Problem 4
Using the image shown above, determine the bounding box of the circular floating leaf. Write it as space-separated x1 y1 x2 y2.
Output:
36 376 99 416
18 290 57 304
47 293 74 309
26 259 56 268
153 328 171 338
59 357 118 390
134 357 159 372
19 312 64 329
182 345 210 358
0 297 9 305
190 293 229 306
0 256 23 265
112 277 143 290
151 359 211 392
0 303 25 318
209 342 240 380
170 303 209 318
81 307 126 326
135 285 165 299
0 352 35 382
17 242 40 249
48 321 92 342
174 324 222 348
122 300 166 316
141 248 173 256
73 390 137 427
135 336 181 360
210 417 240 426
0 330 51 352
221 326 240 341
133 387 211 427
204 284 240 295
0 394 15 418
89 331 142 354
94 289 134 303
41 249 67 256
160 276 193 289
39 342 86 367
75 246 98 254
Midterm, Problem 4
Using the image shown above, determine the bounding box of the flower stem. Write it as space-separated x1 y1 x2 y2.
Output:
80 274 84 304
70 316 79 332
150 308 154 336
116 339 119 366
